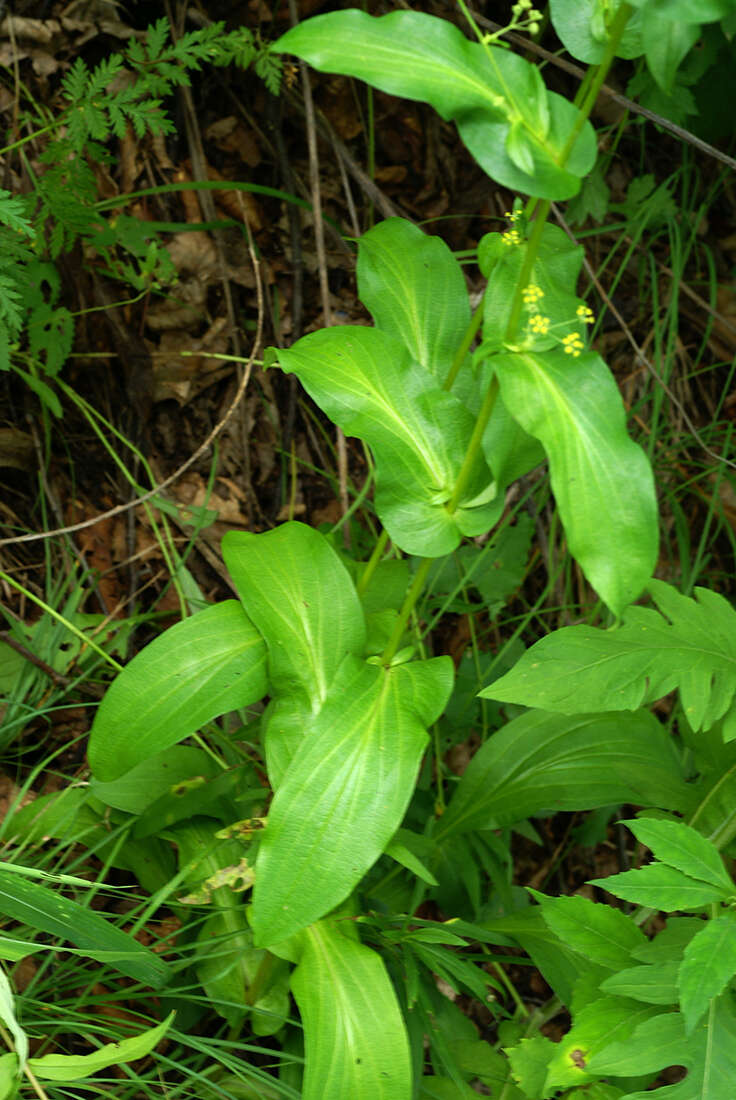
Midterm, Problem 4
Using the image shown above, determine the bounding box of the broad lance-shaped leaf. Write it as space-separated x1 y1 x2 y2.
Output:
252 654 453 946
0 870 168 988
273 328 500 557
485 349 658 616
437 709 688 839
356 218 474 397
482 580 736 735
291 920 412 1100
274 10 596 199
88 601 267 782
588 995 736 1100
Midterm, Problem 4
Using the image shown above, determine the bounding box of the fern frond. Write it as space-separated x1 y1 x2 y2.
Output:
481 579 736 735
0 190 34 237
255 51 282 95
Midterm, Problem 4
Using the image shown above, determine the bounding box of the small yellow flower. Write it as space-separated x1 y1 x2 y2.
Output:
562 333 584 357
504 209 522 224
529 314 550 335
576 304 595 325
522 284 545 309
502 228 522 246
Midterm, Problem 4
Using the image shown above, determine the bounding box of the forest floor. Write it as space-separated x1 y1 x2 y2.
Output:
1 0 736 1096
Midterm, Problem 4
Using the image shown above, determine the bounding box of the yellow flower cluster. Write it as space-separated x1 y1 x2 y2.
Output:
562 333 584 357
502 228 522 246
522 283 544 310
576 304 595 325
529 314 550 335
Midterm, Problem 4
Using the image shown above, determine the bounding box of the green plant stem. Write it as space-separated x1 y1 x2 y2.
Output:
447 376 499 513
377 2 634 671
381 557 433 666
503 203 551 342
357 529 390 596
443 298 484 391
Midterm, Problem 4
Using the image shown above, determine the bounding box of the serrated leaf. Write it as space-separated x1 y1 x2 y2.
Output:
545 994 659 1090
599 960 679 1005
588 864 729 910
530 892 646 970
274 328 498 556
482 580 736 733
275 10 596 198
222 522 366 708
623 818 733 892
438 709 688 838
29 1013 174 1081
291 920 412 1100
588 995 736 1100
88 601 267 781
506 1034 556 1099
0 871 168 987
678 915 736 1033
252 655 453 946
27 304 74 377
485 349 657 616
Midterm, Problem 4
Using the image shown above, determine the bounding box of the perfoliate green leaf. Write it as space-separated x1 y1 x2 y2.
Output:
222 522 366 708
678 915 736 1034
356 218 471 389
588 996 736 1099
28 1013 174 1081
627 0 732 20
623 818 733 892
643 11 699 92
291 921 412 1100
88 601 267 781
438 710 688 838
481 580 736 733
549 0 644 63
252 655 453 946
588 864 730 911
274 328 498 556
485 349 658 616
529 892 646 970
480 223 584 354
0 871 168 987
90 746 220 814
275 10 596 198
